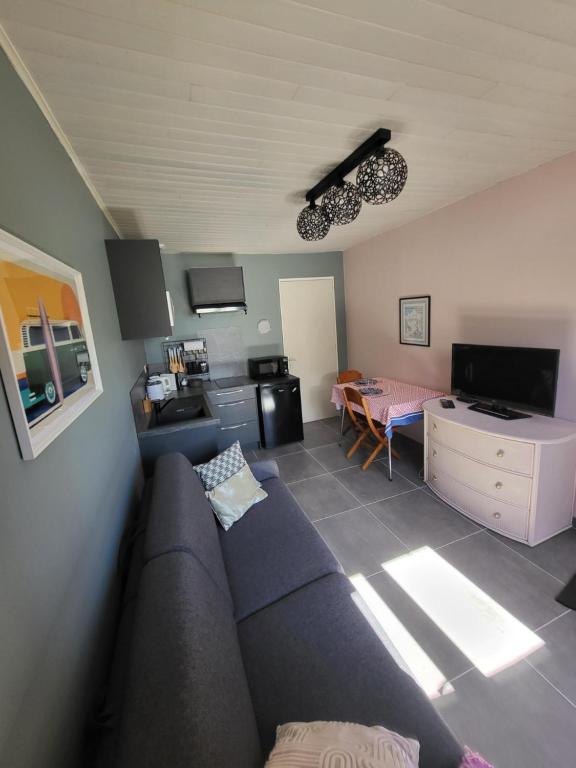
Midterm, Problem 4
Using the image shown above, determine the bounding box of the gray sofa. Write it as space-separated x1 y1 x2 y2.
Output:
96 452 463 768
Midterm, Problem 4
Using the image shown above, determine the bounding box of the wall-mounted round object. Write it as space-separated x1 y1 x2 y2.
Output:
356 148 408 205
322 181 362 225
296 204 330 241
257 319 271 335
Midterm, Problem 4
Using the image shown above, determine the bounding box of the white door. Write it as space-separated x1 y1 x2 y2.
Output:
279 277 338 422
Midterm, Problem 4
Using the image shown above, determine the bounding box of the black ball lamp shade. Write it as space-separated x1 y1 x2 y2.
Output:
296 202 330 241
356 148 408 205
321 180 362 226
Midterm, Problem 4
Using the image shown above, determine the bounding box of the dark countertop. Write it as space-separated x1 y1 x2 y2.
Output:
130 373 260 438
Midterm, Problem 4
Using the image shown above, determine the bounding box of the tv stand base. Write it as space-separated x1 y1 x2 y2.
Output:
468 401 532 420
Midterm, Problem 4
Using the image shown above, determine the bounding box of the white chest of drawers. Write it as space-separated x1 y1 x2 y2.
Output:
424 399 576 546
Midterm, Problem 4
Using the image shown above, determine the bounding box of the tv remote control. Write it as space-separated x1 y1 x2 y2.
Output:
440 398 455 409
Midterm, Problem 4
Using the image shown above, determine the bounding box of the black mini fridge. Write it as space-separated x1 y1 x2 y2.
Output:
256 375 304 448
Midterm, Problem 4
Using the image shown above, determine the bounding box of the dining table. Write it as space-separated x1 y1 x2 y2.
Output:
331 377 446 480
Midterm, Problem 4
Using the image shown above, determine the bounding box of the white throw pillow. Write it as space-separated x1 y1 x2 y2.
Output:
206 463 268 531
265 721 419 768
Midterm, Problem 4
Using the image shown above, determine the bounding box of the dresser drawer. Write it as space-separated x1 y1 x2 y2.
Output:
428 439 532 508
427 414 534 475
217 419 260 451
428 463 529 541
207 386 256 405
212 398 258 426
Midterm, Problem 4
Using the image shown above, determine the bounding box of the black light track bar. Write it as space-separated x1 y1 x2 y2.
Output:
305 127 392 204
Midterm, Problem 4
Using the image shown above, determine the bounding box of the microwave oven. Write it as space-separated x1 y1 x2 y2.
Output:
248 355 289 380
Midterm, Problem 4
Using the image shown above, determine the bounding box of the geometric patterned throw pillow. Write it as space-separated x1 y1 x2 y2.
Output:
193 441 246 491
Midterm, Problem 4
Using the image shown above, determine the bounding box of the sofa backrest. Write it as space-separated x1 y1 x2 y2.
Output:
117 550 263 768
145 452 231 600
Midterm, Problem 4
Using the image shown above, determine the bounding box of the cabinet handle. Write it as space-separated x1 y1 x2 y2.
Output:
218 401 245 408
493 512 502 519
433 423 438 430
215 389 244 396
495 481 503 489
496 449 505 458
432 474 438 481
221 422 248 431
432 449 437 457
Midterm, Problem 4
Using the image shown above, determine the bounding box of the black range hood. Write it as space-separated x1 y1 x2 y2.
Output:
186 266 247 316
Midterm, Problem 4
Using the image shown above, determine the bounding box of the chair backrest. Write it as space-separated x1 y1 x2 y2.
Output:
343 386 369 431
343 387 382 439
337 369 363 385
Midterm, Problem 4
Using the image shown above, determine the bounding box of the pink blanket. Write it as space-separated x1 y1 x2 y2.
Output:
461 746 495 767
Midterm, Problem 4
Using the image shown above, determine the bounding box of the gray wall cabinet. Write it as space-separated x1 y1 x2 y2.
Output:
106 239 173 340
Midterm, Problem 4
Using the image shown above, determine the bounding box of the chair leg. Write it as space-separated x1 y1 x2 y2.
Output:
361 441 384 470
346 427 369 458
339 407 346 445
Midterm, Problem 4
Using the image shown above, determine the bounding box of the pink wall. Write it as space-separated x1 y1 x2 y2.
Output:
344 151 576 438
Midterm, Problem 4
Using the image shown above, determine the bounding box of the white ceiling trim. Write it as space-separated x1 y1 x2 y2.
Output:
0 21 121 236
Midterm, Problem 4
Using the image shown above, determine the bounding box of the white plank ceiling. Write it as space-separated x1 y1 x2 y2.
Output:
2 0 576 253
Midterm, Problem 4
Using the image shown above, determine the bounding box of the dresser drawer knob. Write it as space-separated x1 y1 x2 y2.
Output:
495 481 503 490
496 449 505 458
493 512 502 519
432 474 438 481
432 449 437 457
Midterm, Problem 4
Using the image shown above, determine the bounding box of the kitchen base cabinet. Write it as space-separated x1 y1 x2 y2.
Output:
138 422 217 478
205 383 260 452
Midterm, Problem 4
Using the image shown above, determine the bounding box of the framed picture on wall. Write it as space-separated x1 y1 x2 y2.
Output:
399 295 431 347
0 227 103 459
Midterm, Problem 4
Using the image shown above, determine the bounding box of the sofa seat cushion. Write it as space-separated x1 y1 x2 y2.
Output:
117 551 262 768
218 476 343 621
238 573 463 768
145 452 231 601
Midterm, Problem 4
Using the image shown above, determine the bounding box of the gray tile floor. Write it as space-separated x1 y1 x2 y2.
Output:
274 417 576 768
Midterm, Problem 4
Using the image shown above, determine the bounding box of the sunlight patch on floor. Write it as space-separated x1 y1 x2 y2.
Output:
350 573 454 699
383 547 544 677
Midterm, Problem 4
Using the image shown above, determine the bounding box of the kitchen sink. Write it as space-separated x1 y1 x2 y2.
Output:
151 395 207 427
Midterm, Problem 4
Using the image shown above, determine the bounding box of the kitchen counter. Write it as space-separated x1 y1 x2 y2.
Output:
131 375 258 438
130 371 260 475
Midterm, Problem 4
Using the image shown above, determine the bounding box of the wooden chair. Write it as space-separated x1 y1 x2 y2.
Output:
343 386 400 471
336 369 363 440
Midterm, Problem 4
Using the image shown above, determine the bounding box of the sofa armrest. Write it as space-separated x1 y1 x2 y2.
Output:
249 460 279 482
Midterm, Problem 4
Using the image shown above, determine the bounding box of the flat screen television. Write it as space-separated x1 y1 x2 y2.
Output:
451 344 560 417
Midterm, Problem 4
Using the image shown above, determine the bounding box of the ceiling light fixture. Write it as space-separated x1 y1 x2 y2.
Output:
296 128 407 240
296 201 330 241
322 180 362 226
356 148 408 205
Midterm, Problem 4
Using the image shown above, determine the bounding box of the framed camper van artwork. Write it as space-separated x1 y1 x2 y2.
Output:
0 228 102 459
399 295 431 346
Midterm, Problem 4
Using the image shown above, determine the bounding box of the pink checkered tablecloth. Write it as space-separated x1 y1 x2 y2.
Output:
331 377 446 437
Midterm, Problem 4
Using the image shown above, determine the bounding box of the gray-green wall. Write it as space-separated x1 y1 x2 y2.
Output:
144 251 347 369
0 52 145 768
